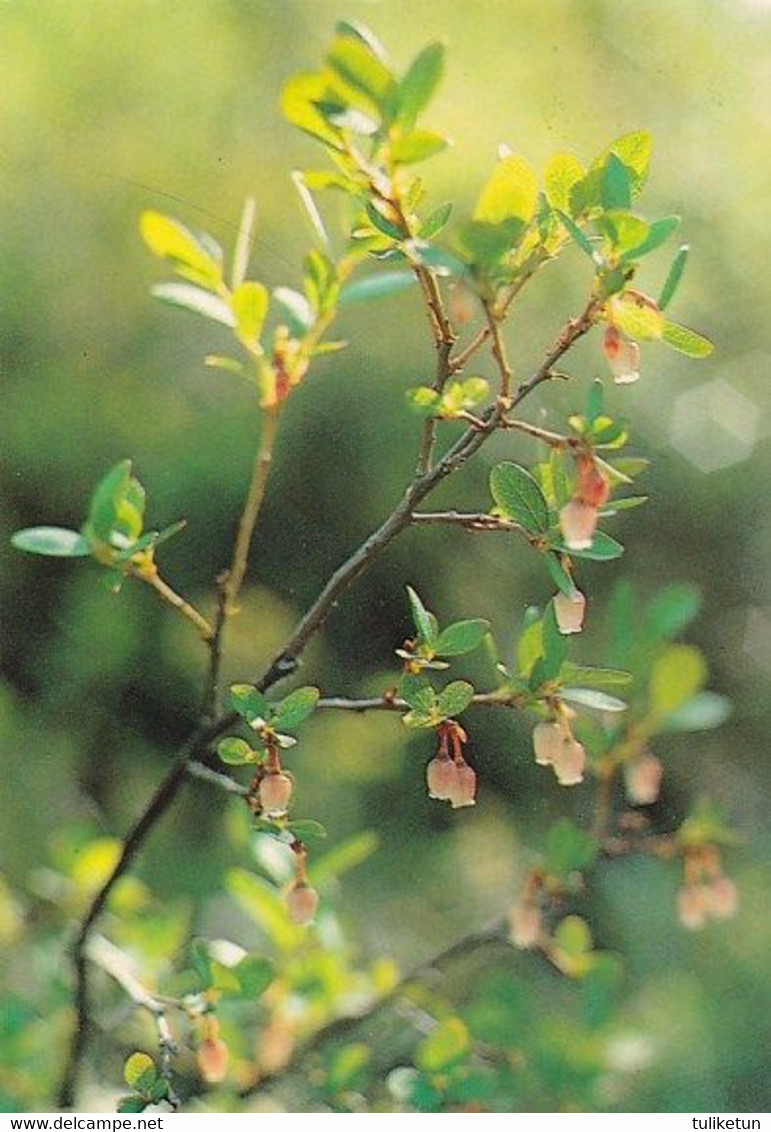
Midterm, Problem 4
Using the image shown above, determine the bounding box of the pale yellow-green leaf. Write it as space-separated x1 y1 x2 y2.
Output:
650 644 707 716
473 154 538 226
232 281 269 349
544 152 585 214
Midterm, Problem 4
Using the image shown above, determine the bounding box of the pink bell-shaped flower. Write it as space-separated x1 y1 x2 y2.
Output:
559 500 598 550
554 589 586 634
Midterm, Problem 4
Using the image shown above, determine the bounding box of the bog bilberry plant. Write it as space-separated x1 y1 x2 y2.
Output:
11 21 737 1114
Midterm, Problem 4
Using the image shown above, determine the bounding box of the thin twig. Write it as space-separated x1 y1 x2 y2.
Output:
484 303 514 401
411 510 529 536
137 571 213 640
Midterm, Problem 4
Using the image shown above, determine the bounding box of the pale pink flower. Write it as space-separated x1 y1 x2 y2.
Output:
554 589 586 634
259 771 293 816
509 900 542 949
677 884 710 931
624 753 663 805
704 875 738 921
197 1036 229 1083
287 882 319 925
559 500 598 550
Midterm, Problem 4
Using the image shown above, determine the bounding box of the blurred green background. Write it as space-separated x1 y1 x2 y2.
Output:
1 0 769 1113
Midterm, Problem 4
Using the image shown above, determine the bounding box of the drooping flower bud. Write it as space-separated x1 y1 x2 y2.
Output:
509 899 542 949
532 721 585 785
677 883 710 931
554 589 586 634
559 500 598 550
287 881 319 925
533 721 563 766
258 771 293 816
624 752 663 805
576 454 611 508
448 760 477 808
604 325 641 384
551 736 586 786
427 755 457 801
197 1035 229 1084
704 875 738 921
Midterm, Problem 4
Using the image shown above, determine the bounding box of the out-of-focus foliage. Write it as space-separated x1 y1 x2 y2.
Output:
1 0 769 1114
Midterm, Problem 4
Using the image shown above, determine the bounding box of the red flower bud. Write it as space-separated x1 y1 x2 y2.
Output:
259 771 293 816
576 455 611 508
287 882 319 925
554 589 586 634
604 325 641 384
559 500 598 550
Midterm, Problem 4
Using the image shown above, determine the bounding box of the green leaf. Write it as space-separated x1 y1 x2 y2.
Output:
217 737 257 766
587 379 605 424
11 526 91 558
334 20 390 63
398 673 436 713
559 663 632 690
419 201 453 240
286 818 328 842
561 687 628 713
231 196 257 289
406 585 437 646
544 552 575 598
233 954 274 998
554 914 593 957
437 680 474 717
273 286 314 335
326 1043 372 1094
474 155 538 226
679 798 740 849
649 645 707 716
598 211 649 257
658 244 689 310
227 868 300 950
556 209 598 260
396 42 445 128
327 32 396 113
390 129 449 165
273 686 320 731
456 218 523 264
581 953 623 1029
643 583 702 642
230 683 268 723
124 1052 157 1092
140 211 222 287
623 215 680 260
544 152 585 215
611 296 663 340
517 617 543 679
490 462 550 534
606 130 653 195
406 385 440 415
661 318 714 357
190 939 213 988
601 153 632 210
310 830 379 884
117 1097 147 1114
555 531 624 560
662 691 732 733
151 283 235 328
365 200 404 241
205 354 246 378
86 460 145 545
434 619 490 657
416 1017 470 1073
531 602 568 686
231 281 269 348
281 72 345 150
340 269 417 306
545 818 598 880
